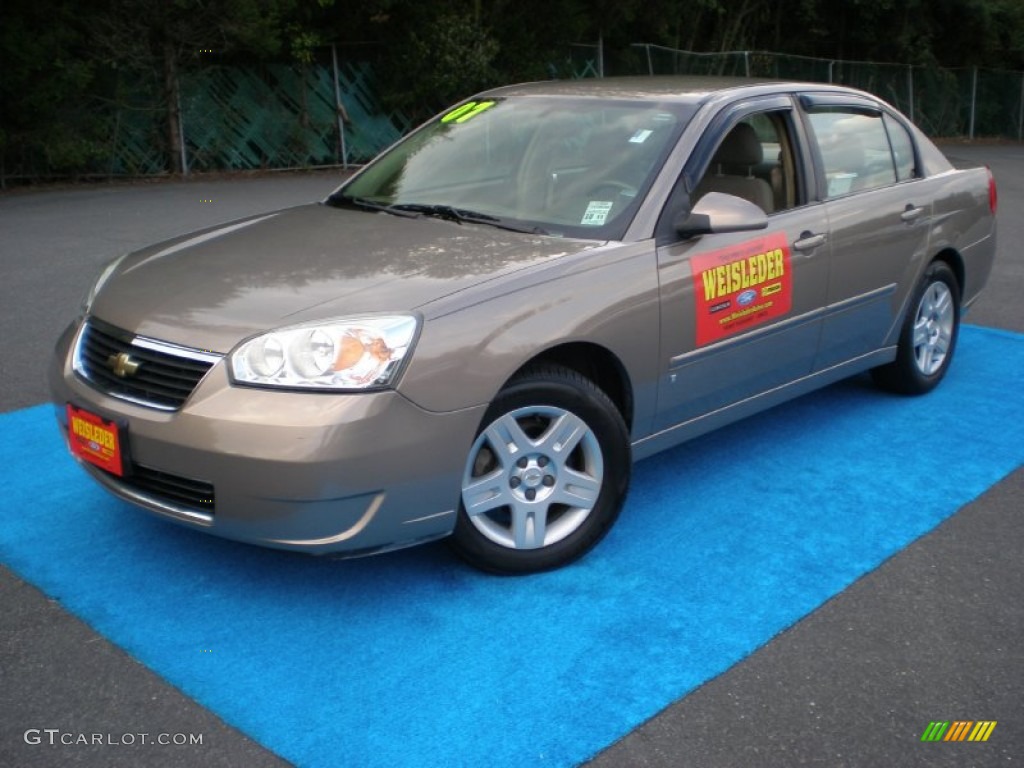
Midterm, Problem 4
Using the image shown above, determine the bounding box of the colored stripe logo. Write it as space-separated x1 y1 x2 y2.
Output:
921 721 997 742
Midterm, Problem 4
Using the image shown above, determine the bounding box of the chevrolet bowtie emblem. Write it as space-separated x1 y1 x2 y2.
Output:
107 351 141 378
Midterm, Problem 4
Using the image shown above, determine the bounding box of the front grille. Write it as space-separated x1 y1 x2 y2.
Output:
122 464 216 513
75 319 220 410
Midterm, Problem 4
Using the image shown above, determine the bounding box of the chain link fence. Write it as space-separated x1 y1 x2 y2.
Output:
1 51 413 184
630 44 1024 140
4 45 1021 184
178 57 412 174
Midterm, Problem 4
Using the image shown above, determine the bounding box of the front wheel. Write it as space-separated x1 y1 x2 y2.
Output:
871 261 961 395
450 366 630 574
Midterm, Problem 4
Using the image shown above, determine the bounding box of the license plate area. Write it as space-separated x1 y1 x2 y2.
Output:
66 404 127 477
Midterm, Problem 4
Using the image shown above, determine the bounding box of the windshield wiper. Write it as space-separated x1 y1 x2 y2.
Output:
391 203 549 235
391 203 488 224
328 195 549 235
325 194 420 218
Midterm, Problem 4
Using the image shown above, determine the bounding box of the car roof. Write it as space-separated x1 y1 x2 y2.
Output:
479 76 872 106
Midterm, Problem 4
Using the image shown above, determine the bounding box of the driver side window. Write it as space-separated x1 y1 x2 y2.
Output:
692 111 800 215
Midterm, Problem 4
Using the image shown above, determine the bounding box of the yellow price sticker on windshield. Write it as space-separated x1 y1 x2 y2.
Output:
441 100 497 124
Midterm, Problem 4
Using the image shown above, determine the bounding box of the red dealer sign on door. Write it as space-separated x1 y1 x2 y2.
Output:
690 232 793 346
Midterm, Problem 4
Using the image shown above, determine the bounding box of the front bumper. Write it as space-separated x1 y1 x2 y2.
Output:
50 320 487 556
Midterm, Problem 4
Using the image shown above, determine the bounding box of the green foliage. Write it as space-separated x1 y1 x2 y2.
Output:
374 10 499 116
86 0 294 68
3 0 1024 180
85 0 299 172
485 0 592 81
406 13 499 104
0 0 102 175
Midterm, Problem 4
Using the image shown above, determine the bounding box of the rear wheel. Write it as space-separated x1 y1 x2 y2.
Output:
450 365 630 574
872 261 961 395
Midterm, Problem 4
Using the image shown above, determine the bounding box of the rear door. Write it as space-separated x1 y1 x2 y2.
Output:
799 96 935 369
653 97 831 430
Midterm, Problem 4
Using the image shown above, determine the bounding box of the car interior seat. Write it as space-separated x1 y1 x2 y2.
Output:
693 123 775 213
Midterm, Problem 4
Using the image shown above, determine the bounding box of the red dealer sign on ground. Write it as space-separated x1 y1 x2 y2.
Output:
690 232 793 346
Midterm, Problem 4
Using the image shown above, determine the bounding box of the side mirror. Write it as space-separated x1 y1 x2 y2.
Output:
675 192 769 238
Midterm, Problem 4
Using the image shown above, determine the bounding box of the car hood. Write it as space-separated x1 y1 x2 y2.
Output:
90 203 592 353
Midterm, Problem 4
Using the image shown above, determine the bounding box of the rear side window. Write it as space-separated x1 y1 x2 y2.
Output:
883 113 917 181
806 109 897 197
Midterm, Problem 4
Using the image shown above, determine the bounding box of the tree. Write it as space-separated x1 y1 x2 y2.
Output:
88 0 294 173
5 0 1024 182
0 0 100 181
370 2 500 116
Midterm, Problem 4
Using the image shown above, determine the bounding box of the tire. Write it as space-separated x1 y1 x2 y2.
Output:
871 260 961 395
450 365 630 574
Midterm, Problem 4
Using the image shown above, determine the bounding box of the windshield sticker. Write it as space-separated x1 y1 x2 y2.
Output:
441 100 497 124
629 129 653 144
581 201 614 226
690 232 792 346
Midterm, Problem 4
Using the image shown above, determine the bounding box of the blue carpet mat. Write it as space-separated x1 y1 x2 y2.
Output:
2 325 1022 767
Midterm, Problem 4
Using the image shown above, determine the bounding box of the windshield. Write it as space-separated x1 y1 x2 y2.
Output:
332 96 693 240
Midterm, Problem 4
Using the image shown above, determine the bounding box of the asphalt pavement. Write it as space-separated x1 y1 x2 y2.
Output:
1 146 1021 767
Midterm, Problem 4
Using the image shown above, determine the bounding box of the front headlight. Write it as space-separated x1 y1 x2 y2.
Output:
229 315 419 390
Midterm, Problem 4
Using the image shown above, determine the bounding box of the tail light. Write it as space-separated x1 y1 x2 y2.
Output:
987 166 998 215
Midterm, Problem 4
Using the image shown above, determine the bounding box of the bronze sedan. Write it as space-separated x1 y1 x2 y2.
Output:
51 77 998 573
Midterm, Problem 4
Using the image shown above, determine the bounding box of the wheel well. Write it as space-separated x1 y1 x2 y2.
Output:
511 343 634 429
932 248 964 294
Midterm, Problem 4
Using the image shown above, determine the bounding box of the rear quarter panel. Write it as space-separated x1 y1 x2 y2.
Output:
924 166 997 307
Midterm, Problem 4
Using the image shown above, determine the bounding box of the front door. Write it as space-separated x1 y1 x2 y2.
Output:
654 204 830 429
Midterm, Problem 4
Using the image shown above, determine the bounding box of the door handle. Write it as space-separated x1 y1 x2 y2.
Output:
794 232 827 252
901 205 924 222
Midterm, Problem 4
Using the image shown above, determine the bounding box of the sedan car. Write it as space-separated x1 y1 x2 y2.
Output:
51 76 998 574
